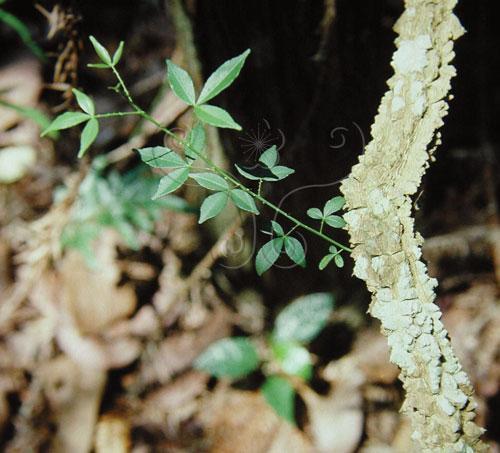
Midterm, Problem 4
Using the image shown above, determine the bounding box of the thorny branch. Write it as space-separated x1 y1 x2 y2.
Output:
340 0 487 451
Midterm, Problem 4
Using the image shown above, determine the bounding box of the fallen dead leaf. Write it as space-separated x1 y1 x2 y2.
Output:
138 370 208 433
38 355 106 453
58 244 136 335
303 358 364 453
199 387 313 453
146 303 231 384
0 145 37 184
442 282 500 399
95 414 131 453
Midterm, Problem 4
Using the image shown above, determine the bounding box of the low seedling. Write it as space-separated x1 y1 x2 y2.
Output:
60 162 193 266
194 293 334 423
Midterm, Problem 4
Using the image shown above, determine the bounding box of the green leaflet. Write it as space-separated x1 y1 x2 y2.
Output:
261 376 295 425
194 104 242 130
255 237 284 275
153 167 190 199
42 112 90 136
186 123 206 159
258 145 278 168
190 172 229 191
273 293 334 343
89 35 112 65
197 49 251 104
73 89 95 115
78 118 99 158
137 146 187 168
194 337 260 379
166 60 196 105
199 191 228 223
323 196 345 215
230 189 259 214
284 236 306 268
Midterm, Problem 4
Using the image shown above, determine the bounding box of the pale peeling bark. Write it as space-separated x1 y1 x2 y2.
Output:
340 1 487 451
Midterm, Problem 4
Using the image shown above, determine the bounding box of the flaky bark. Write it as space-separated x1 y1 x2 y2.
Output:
340 1 487 451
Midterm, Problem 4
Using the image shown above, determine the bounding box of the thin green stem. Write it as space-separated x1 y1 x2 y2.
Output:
95 111 141 119
110 65 141 112
320 219 324 235
286 224 299 236
109 67 352 254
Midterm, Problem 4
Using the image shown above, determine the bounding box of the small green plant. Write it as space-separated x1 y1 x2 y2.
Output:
194 292 334 423
60 162 193 266
42 37 351 273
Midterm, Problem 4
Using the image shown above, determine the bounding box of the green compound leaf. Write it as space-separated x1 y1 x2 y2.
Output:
261 375 295 424
186 123 206 159
258 145 278 168
318 254 335 270
89 35 112 65
78 118 99 158
194 104 242 130
194 337 260 379
230 189 259 214
199 191 228 223
270 220 284 236
41 111 90 136
137 146 187 168
284 236 306 268
323 196 345 216
270 166 295 180
273 292 334 344
307 208 323 220
328 245 338 254
324 215 346 228
112 41 125 65
255 237 283 276
334 253 344 268
190 172 229 191
166 60 196 106
271 341 313 380
197 49 251 104
72 89 95 115
153 167 189 199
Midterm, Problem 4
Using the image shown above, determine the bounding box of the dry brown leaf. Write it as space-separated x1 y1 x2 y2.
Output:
349 329 399 385
139 371 208 433
152 249 184 317
95 414 131 453
363 409 400 448
0 145 37 184
58 246 136 335
147 303 231 384
38 355 106 453
303 358 364 453
442 282 500 399
200 388 313 453
234 288 266 334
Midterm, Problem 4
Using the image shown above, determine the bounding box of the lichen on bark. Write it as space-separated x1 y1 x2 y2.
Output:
340 1 487 451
